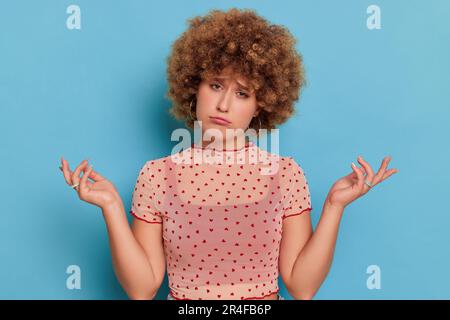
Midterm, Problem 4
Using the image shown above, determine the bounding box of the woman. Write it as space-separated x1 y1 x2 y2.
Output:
59 8 398 300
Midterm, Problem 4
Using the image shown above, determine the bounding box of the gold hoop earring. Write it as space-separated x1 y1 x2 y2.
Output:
189 98 196 120
250 116 262 134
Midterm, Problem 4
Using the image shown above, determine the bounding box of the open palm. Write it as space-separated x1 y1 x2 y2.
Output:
60 158 122 210
326 155 399 209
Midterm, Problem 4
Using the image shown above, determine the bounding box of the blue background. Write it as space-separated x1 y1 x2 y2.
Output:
1 0 449 299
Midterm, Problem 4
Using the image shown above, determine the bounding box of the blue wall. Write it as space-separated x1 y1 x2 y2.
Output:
1 0 449 299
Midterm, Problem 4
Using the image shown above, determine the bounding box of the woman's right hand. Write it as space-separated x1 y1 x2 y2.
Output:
59 157 123 210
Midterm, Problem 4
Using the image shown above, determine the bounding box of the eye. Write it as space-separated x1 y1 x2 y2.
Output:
210 83 221 90
237 91 249 98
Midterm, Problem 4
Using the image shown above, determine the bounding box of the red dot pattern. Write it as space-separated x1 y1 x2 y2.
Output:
130 142 312 299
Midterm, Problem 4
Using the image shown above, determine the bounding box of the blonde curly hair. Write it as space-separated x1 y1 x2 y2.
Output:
166 8 306 131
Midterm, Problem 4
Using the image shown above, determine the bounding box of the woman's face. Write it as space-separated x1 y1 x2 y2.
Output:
195 66 259 145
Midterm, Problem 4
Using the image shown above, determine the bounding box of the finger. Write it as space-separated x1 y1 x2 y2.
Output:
381 168 398 181
71 160 89 190
78 166 97 185
348 164 366 179
61 158 74 186
79 166 94 187
85 167 106 182
357 156 375 192
351 162 364 190
80 164 93 196
372 156 392 184
60 159 99 183
357 156 374 178
359 165 366 175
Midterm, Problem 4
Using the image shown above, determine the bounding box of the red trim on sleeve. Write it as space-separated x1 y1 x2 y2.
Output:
168 291 190 300
282 207 312 219
243 289 280 300
130 210 162 224
168 289 280 300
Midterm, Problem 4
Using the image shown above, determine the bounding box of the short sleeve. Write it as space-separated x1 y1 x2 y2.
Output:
282 157 312 219
129 161 163 224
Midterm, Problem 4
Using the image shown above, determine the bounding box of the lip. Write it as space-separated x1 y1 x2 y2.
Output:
209 116 231 125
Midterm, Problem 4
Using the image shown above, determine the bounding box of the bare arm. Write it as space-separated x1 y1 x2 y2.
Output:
282 155 397 299
284 200 344 300
60 157 165 300
102 200 165 300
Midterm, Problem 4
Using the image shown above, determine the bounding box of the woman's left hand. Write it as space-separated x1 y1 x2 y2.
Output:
325 155 398 209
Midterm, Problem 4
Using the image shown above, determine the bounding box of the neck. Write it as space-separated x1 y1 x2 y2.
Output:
197 134 249 151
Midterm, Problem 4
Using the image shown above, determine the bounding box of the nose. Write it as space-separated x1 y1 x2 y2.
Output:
216 88 233 113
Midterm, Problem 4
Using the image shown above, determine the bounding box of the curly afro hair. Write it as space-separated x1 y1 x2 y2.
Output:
166 8 306 131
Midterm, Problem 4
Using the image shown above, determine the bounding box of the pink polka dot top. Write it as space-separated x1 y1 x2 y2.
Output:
129 141 312 300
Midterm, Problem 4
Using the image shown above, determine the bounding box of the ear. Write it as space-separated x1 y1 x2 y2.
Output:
253 107 261 117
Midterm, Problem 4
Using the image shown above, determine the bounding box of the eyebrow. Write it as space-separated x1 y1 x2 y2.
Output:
212 76 250 91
